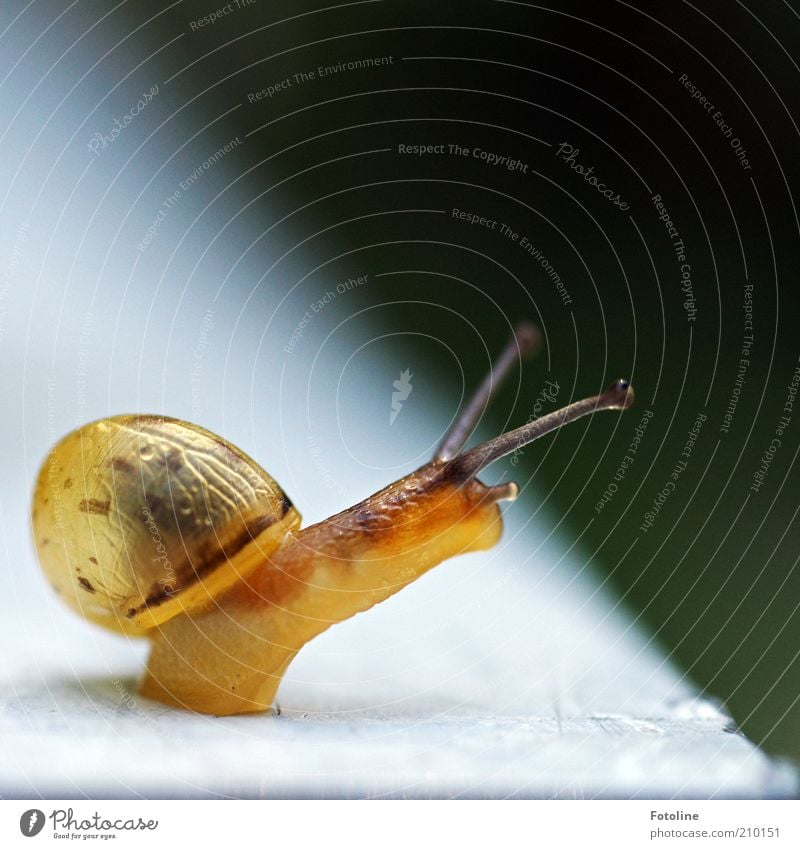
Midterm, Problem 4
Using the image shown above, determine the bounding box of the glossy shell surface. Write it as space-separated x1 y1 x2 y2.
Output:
32 415 300 632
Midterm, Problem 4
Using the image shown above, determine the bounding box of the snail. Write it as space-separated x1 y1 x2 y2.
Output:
31 323 633 715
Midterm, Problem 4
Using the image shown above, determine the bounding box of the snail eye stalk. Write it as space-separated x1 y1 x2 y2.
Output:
449 379 634 480
433 323 634 479
434 321 542 463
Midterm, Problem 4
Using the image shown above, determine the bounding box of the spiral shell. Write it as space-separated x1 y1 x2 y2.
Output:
32 415 301 633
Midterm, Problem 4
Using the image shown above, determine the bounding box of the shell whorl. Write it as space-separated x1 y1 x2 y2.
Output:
32 415 300 633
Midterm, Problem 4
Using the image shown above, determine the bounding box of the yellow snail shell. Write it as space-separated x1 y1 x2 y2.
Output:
31 415 300 634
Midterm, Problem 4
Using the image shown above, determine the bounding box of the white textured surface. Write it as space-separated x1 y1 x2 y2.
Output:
0 508 796 800
1 677 795 800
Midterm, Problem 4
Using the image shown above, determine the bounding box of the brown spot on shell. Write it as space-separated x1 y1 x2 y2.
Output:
165 448 184 473
280 494 293 516
79 498 110 515
111 457 134 473
41 538 50 546
63 478 73 489
88 556 98 564
78 577 96 593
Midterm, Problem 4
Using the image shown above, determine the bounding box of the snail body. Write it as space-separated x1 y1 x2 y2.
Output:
142 467 506 714
31 324 634 715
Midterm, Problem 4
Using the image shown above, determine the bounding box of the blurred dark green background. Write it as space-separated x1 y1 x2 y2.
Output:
17 0 800 760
